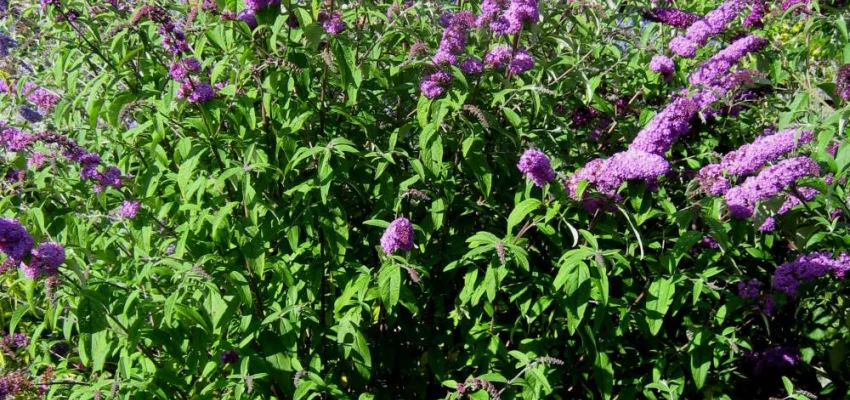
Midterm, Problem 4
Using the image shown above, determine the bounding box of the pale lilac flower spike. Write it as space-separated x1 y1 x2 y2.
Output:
381 217 414 255
517 148 555 187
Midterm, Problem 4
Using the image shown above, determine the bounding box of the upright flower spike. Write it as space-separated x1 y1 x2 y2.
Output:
380 217 414 255
644 7 701 28
517 149 555 187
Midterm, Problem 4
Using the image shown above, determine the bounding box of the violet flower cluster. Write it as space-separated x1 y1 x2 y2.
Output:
1 128 128 192
644 7 700 28
628 96 699 155
567 150 669 200
167 57 215 104
0 218 65 279
0 80 61 118
120 200 141 219
649 55 675 80
477 0 538 35
318 11 346 35
420 70 452 99
742 0 766 28
688 35 768 87
380 217 414 255
698 128 813 195
669 0 745 58
724 156 819 218
773 251 850 296
432 11 474 66
517 148 555 187
133 5 189 55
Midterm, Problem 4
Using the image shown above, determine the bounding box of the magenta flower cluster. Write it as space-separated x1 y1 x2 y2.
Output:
0 80 61 117
773 251 850 296
517 148 555 187
742 0 766 28
380 217 414 255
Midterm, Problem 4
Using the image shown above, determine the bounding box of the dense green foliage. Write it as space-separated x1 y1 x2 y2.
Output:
2 0 850 398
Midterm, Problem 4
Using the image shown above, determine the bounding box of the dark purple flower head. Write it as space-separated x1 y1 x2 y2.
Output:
237 9 257 29
649 55 675 79
0 218 33 263
5 169 24 184
460 58 483 74
18 105 42 123
2 333 28 350
380 217 414 255
177 79 216 104
508 48 534 74
221 349 239 364
484 45 512 68
644 7 700 28
747 347 800 374
719 128 813 177
21 242 65 278
743 0 766 28
169 58 201 80
773 251 850 296
0 33 17 57
120 200 140 219
517 148 555 187
737 280 761 299
322 12 346 35
420 70 451 99
837 64 850 101
438 11 454 27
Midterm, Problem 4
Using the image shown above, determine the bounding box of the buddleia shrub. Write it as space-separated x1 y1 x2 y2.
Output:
1 0 850 398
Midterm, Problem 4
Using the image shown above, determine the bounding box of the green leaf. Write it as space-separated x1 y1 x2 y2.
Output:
594 351 614 400
646 278 676 336
378 263 401 312
507 198 542 234
689 332 711 389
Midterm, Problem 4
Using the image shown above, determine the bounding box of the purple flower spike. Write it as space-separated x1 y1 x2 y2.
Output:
644 7 700 28
517 148 555 187
380 217 414 255
724 157 819 219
